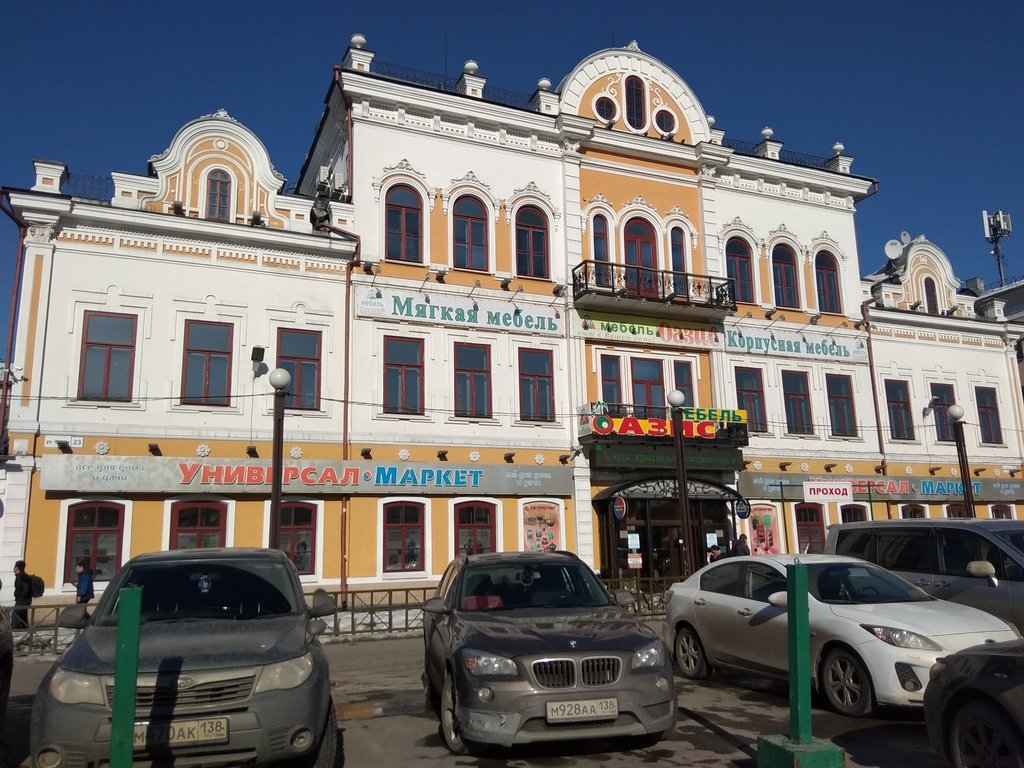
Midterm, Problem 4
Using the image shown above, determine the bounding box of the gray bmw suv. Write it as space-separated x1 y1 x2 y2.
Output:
30 548 338 768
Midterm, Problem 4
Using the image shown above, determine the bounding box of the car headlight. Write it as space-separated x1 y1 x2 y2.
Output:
461 648 517 677
49 668 105 705
254 652 314 693
632 640 666 669
861 625 943 651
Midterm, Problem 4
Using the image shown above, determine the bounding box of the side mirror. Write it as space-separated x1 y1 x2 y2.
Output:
767 591 788 608
967 560 998 587
614 589 635 608
422 596 447 614
309 589 337 618
58 603 90 629
309 618 327 637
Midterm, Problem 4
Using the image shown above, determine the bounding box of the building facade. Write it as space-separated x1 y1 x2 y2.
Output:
3 35 1022 601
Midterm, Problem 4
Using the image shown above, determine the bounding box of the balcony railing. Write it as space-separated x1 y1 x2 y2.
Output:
572 261 735 317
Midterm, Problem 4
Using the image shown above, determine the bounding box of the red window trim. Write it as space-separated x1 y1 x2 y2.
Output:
277 327 322 411
170 500 227 549
279 502 317 574
454 342 492 418
385 184 423 263
515 205 549 279
454 501 497 555
65 501 124 583
207 169 232 222
180 319 233 407
78 310 137 402
383 336 425 415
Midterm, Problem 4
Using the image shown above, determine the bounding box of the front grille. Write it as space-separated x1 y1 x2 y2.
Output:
520 712 642 733
532 656 622 689
106 675 255 711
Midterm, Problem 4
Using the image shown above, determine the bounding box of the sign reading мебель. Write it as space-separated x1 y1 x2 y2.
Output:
725 327 867 363
355 287 561 335
39 456 574 496
802 481 853 503
572 311 723 350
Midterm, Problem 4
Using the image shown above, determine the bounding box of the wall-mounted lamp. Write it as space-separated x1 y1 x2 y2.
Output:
360 448 373 460
250 210 264 227
437 450 448 461
854 320 868 330
553 283 566 297
909 300 922 310
742 460 752 469
432 267 448 283
779 461 791 470
824 463 837 472
504 452 516 463
247 445 260 458
809 314 820 325
923 395 941 416
874 464 886 474
764 308 777 320
1010 468 1021 477
251 345 266 374
559 453 572 464
171 200 185 216
148 442 162 456
362 260 380 274
944 306 958 316
973 468 986 476
56 440 72 454
500 276 513 290
929 466 942 475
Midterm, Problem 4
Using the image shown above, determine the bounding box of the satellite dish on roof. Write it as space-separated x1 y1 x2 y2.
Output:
900 231 912 245
884 240 903 260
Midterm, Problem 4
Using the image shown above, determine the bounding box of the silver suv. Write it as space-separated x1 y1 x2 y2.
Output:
30 548 339 768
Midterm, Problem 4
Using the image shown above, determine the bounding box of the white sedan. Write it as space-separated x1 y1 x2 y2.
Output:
663 554 1020 716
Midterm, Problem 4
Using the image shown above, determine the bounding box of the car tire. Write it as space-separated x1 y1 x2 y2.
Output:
820 647 874 717
673 625 709 680
950 699 1024 768
440 672 475 755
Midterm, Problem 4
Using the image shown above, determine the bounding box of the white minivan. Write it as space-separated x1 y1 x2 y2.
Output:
825 519 1024 633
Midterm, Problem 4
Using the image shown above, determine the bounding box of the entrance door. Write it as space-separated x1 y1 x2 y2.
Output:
624 218 658 298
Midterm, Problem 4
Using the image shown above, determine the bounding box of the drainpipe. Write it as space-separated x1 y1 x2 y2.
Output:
0 190 27 453
860 292 891 519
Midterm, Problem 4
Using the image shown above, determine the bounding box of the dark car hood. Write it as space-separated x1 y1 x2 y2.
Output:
59 617 311 675
454 607 658 656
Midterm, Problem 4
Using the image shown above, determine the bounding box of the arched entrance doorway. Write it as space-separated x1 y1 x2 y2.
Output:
595 477 744 580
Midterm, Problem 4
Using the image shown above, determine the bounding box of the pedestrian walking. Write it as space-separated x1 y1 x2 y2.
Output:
75 559 95 604
12 560 32 629
733 533 751 556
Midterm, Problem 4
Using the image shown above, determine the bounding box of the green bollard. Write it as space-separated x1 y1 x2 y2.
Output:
109 586 142 768
757 561 844 768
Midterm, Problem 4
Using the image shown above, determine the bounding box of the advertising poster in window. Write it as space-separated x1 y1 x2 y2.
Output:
749 504 781 554
523 502 560 552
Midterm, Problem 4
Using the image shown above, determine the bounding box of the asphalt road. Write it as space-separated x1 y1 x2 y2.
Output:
1 635 950 768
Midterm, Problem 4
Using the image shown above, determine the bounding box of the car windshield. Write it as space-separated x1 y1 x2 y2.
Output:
808 562 933 605
458 561 613 611
994 529 1024 558
92 559 302 625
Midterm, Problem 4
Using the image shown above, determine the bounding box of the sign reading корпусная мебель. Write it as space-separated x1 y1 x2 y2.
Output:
39 456 574 496
726 327 867 362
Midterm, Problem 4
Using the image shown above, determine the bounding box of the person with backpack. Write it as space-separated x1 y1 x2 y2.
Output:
12 559 32 629
75 559 95 604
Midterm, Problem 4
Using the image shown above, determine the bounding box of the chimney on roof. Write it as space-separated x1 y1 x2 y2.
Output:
457 60 486 98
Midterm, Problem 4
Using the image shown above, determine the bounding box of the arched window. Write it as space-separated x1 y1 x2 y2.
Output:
385 185 422 263
924 277 939 314
279 502 316 574
515 206 549 278
772 244 800 308
670 227 686 295
815 251 842 314
171 501 226 549
453 196 488 271
66 501 124 583
624 76 646 131
383 501 424 572
206 169 232 222
593 214 611 288
455 501 496 555
795 503 825 554
624 218 657 298
726 238 754 303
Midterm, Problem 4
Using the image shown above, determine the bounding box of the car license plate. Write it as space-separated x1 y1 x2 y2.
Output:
133 717 229 749
546 697 618 722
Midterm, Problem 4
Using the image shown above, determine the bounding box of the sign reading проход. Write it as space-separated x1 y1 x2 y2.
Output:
802 481 853 503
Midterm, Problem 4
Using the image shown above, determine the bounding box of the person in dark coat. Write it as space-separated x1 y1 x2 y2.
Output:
733 533 751 556
12 560 32 629
75 560 95 604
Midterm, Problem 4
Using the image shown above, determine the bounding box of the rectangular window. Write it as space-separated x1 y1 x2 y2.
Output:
631 357 665 418
384 337 424 415
976 387 1003 444
181 320 232 406
279 503 316 574
991 506 1013 520
673 361 695 412
383 503 423 572
885 379 914 440
79 311 137 401
782 370 813 435
600 355 622 416
930 382 955 442
278 329 321 410
826 374 857 437
736 367 767 432
840 505 867 523
519 349 555 422
454 343 491 418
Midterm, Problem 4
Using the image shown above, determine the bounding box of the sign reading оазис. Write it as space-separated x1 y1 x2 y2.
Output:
802 481 854 503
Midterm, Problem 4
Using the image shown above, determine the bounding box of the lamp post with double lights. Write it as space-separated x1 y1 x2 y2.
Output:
268 367 292 549
947 403 976 517
667 389 698 576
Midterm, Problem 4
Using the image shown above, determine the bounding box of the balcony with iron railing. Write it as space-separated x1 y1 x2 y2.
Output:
572 261 735 321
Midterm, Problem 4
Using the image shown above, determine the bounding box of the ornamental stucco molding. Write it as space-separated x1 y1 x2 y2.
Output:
441 171 496 218
25 224 56 244
371 158 433 209
623 194 658 213
626 40 642 52
719 216 757 243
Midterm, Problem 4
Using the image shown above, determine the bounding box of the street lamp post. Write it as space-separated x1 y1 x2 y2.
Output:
668 389 697 576
947 403 975 517
268 367 292 549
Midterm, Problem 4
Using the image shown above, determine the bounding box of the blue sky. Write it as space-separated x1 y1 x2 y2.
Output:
2 1 1022 334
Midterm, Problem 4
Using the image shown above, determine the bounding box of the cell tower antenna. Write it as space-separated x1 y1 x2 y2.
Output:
983 210 1013 286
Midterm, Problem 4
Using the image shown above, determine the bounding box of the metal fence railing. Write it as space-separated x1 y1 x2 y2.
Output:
9 582 670 657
